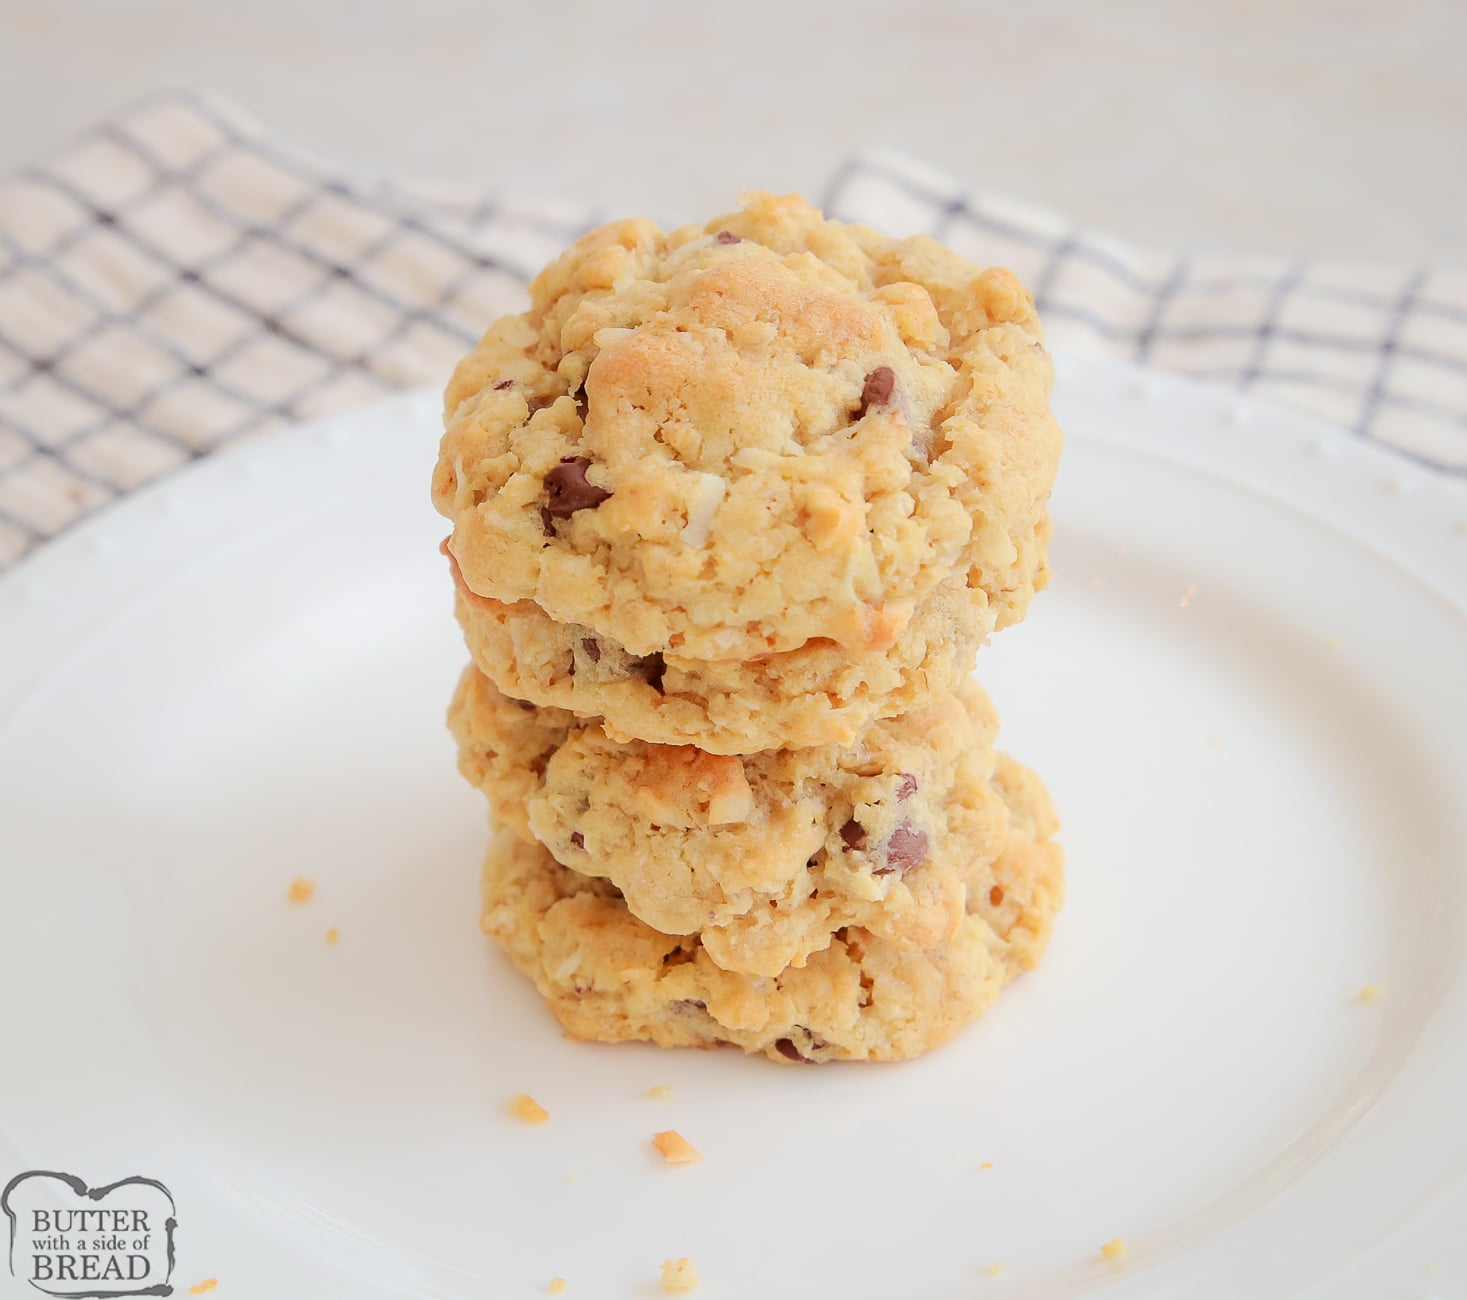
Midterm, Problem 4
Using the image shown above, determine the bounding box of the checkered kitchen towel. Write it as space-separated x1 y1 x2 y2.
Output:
1 93 1463 569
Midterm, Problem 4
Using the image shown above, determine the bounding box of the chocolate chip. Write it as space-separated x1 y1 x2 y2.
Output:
859 365 896 414
896 773 918 800
840 819 866 851
544 456 611 518
715 230 741 244
540 505 556 536
631 652 666 694
493 379 514 390
580 637 601 663
570 831 585 849
511 698 536 712
879 822 929 875
989 885 1005 907
774 1038 803 1062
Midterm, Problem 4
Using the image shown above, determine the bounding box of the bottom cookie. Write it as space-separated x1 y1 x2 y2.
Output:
481 754 1063 1064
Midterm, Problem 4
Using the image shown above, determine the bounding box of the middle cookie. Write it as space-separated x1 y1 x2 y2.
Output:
448 666 1007 978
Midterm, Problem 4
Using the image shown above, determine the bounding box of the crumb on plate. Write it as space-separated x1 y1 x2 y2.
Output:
1359 983 1385 1003
508 1093 549 1124
652 1130 702 1164
324 927 339 945
1178 582 1197 608
660 1258 699 1292
979 1161 994 1171
1100 1238 1127 1261
646 1085 672 1100
187 1283 218 1296
286 877 315 903
548 1280 567 1295
984 1262 1004 1277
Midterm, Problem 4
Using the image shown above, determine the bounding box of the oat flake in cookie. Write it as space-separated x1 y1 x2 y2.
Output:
433 191 1062 663
479 755 1064 1064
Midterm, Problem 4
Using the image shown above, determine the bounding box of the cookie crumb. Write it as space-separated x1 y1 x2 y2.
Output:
188 1283 218 1296
979 1161 994 1170
1100 1238 1127 1261
645 1085 672 1100
548 1280 567 1295
562 1171 576 1183
286 877 315 903
1327 637 1341 651
324 927 339 945
652 1130 703 1164
508 1093 549 1124
984 1262 1004 1277
660 1258 699 1292
1358 983 1386 1003
1178 582 1197 608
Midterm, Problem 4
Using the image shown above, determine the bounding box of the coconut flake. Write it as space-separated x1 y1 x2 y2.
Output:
681 473 726 548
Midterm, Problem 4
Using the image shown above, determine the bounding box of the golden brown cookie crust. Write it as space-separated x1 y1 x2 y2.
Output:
450 666 1009 976
434 191 1061 664
448 546 1000 755
479 754 1063 1064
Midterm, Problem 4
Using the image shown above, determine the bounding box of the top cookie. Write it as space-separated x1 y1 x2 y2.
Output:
434 191 1062 662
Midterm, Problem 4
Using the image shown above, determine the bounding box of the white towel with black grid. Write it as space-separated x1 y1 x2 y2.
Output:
1 92 1462 570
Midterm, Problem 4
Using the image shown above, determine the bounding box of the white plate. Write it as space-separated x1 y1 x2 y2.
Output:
2 361 1465 1300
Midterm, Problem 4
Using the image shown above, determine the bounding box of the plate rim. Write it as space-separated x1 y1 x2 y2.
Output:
2 359 1466 1299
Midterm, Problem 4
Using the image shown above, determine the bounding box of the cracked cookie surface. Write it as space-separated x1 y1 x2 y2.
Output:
434 191 1061 664
479 754 1063 1063
451 667 1007 976
448 550 1003 754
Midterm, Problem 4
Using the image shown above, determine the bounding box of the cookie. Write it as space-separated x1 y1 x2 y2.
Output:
480 754 1062 1064
447 542 1006 754
433 190 1061 664
450 666 1007 977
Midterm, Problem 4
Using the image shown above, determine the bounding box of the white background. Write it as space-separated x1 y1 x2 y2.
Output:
1 0 1463 263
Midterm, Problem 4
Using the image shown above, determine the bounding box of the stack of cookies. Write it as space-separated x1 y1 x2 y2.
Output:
434 193 1065 1064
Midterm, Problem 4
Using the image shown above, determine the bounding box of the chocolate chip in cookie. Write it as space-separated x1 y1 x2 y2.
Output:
714 230 741 244
580 637 601 663
544 457 611 518
896 773 919 800
859 365 896 414
493 378 514 390
877 822 930 875
631 652 667 694
840 819 866 851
